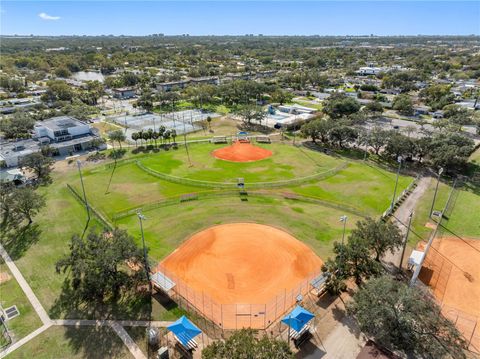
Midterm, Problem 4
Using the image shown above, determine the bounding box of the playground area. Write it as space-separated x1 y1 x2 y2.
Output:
212 140 273 162
154 223 323 329
418 236 480 353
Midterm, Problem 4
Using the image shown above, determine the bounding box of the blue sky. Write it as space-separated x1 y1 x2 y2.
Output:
1 1 479 36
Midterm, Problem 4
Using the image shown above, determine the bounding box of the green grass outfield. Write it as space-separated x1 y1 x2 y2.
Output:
139 142 340 183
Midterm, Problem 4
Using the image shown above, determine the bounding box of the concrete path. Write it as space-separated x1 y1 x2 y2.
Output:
0 243 50 325
382 176 432 268
0 323 52 358
110 322 147 359
321 315 366 359
52 319 174 327
0 242 154 359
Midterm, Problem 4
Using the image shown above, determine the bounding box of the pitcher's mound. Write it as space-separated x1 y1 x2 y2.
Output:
212 141 272 162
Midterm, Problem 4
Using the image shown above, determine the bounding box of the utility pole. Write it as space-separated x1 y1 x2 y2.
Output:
137 210 152 292
390 156 403 211
76 160 90 222
399 212 413 270
429 167 444 218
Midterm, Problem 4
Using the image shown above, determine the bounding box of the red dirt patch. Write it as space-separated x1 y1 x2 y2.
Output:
156 223 323 329
212 141 273 162
419 237 480 353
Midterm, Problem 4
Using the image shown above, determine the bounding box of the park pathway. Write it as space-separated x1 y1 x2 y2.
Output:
0 242 169 359
382 176 432 269
0 243 50 325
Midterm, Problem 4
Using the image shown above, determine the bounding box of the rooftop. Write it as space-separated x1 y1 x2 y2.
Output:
37 116 86 132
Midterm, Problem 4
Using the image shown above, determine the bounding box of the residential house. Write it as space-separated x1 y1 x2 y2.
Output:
112 87 136 99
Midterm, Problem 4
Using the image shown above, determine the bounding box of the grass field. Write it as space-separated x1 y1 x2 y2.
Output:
410 171 480 244
1 141 415 329
0 260 42 342
293 161 412 216
7 326 133 359
139 142 340 183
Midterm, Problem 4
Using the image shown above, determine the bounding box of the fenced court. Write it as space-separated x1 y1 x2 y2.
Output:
110 109 219 139
154 264 321 332
152 223 323 331
419 236 480 353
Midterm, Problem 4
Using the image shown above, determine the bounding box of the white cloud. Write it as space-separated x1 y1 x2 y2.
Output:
38 12 60 21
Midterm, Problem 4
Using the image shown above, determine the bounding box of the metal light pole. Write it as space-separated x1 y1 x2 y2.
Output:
429 167 444 218
339 215 347 274
76 160 90 222
399 212 413 270
390 156 403 211
137 211 152 292
340 215 347 246
182 113 192 167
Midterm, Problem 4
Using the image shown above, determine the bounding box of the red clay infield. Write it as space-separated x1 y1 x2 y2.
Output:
160 223 323 305
419 237 480 352
212 141 273 162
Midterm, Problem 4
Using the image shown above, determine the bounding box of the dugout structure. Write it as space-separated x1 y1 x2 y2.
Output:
152 223 323 331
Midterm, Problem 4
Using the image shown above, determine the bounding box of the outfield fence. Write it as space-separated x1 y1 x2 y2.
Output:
66 184 113 230
153 264 322 332
111 189 365 221
135 160 348 190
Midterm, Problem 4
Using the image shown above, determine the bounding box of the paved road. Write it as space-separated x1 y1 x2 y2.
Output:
320 312 366 358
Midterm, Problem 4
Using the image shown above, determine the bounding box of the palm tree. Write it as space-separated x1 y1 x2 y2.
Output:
152 131 159 147
147 128 154 146
142 130 151 146
131 132 139 147
163 129 171 144
108 130 126 150
158 125 166 145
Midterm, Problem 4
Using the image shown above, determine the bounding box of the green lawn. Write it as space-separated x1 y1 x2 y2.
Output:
410 181 451 243
2 142 417 326
293 161 412 216
139 142 340 183
7 326 132 359
76 163 199 218
0 260 42 342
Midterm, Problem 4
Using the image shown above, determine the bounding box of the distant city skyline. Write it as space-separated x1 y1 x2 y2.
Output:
1 1 479 36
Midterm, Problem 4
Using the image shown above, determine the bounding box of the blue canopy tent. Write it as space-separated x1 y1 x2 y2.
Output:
281 306 314 333
167 316 202 348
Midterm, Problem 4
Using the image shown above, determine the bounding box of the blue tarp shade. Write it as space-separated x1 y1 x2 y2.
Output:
167 316 201 346
281 306 314 332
